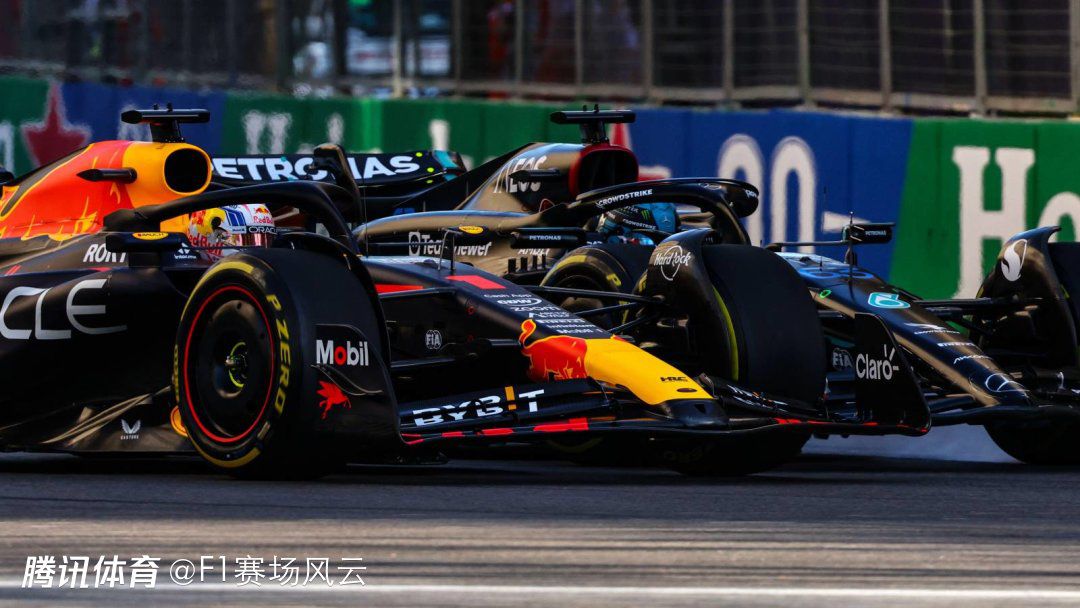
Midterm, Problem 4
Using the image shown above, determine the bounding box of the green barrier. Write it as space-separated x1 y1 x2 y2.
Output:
379 98 579 168
0 77 579 173
0 77 51 174
892 117 1080 298
220 94 579 163
1033 122 1080 243
891 120 946 297
3 73 1078 304
222 92 309 154
942 120 1036 299
221 93 382 155
380 99 487 164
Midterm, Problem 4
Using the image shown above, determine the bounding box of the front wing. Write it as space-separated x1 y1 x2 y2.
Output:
395 377 928 448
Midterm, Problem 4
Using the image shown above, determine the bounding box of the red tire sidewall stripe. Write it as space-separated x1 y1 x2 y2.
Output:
182 284 276 445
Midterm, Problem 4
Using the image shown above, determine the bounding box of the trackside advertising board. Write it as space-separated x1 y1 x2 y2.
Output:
0 76 1077 298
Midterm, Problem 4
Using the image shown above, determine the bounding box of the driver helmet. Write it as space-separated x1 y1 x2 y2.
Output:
187 204 276 259
596 202 678 244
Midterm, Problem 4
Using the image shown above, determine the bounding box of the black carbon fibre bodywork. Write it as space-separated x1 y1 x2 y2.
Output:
184 109 1080 462
345 132 1080 432
774 225 1080 426
0 173 927 464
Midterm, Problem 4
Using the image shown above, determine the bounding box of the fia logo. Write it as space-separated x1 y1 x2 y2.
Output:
424 329 443 351
831 347 853 370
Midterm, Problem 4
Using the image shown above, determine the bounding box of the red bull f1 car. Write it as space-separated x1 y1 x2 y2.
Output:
0 108 926 479
226 108 1080 466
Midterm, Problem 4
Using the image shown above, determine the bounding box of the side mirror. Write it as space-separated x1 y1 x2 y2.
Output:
844 222 893 244
104 231 187 268
314 143 360 197
105 231 184 254
712 180 759 218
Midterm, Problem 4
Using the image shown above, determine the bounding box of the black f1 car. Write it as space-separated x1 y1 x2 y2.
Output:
768 224 1080 465
225 107 1080 466
0 108 924 479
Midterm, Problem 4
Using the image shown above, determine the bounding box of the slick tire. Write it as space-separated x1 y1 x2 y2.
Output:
985 242 1080 465
654 432 810 477
540 243 652 328
544 436 653 467
671 245 826 471
1049 243 1080 336
696 245 826 405
174 249 385 479
986 421 1080 465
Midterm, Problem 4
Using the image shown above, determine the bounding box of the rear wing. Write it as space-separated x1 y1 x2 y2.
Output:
534 178 757 245
211 150 466 190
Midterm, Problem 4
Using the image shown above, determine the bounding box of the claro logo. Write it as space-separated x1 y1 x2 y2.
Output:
855 345 898 381
316 339 369 367
0 279 126 340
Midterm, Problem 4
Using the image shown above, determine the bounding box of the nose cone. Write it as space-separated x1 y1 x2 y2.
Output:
666 399 729 427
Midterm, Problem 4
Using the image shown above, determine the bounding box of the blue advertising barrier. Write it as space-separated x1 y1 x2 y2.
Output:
625 108 913 278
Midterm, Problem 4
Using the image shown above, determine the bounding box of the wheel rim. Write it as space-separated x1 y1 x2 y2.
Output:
555 275 610 327
225 341 249 389
183 286 275 444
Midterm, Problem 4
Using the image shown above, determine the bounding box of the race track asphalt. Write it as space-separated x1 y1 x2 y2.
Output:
0 432 1079 607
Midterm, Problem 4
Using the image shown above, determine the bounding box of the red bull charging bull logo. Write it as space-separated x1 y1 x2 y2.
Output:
519 319 589 382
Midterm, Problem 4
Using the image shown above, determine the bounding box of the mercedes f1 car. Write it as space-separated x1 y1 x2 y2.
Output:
767 225 1080 465
0 107 925 478
227 107 1080 466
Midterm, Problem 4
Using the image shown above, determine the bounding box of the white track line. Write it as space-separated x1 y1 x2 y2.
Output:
3 581 1080 600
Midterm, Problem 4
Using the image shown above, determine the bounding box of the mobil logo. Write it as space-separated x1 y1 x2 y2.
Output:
316 338 369 367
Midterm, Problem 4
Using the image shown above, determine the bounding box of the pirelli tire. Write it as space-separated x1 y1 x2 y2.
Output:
695 245 826 403
540 243 651 327
985 420 1080 465
654 432 812 477
983 243 1080 465
174 248 386 479
661 245 826 475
